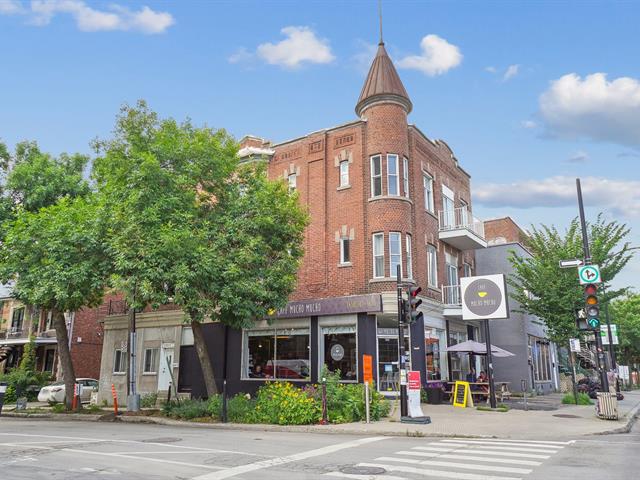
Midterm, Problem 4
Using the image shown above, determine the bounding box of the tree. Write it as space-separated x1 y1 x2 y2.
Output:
509 216 633 344
0 197 111 409
93 102 307 397
610 294 640 366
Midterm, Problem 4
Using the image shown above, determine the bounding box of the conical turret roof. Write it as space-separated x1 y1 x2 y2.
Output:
355 42 412 117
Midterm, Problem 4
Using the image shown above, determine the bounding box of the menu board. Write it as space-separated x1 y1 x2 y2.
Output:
453 381 473 408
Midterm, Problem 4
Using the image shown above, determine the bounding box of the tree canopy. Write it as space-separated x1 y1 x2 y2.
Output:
509 216 633 343
610 294 640 366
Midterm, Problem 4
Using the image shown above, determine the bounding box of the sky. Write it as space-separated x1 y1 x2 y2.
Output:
0 0 639 290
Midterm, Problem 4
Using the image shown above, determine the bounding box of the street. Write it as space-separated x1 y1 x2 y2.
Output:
0 418 638 479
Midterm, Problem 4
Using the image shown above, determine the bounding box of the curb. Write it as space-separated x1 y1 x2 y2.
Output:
594 400 640 435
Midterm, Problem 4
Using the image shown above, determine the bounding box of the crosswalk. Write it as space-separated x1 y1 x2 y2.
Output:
324 438 572 480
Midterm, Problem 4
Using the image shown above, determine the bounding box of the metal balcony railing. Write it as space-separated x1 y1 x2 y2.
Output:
438 207 485 239
442 285 462 306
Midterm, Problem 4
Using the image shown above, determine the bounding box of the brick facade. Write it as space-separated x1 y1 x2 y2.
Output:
485 217 530 246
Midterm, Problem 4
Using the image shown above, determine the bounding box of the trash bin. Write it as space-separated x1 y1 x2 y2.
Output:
426 386 444 405
0 382 7 416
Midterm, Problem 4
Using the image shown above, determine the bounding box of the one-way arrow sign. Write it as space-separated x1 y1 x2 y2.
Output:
559 259 583 268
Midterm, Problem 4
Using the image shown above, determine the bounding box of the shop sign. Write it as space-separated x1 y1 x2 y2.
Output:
330 344 345 361
275 294 382 319
362 355 373 383
407 370 424 418
461 274 509 320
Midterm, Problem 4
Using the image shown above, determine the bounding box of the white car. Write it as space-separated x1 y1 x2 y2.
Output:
37 378 99 404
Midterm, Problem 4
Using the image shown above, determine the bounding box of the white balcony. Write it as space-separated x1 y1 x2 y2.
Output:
438 207 487 250
442 284 462 317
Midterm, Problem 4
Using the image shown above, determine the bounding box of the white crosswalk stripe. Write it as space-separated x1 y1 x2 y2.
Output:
323 437 568 480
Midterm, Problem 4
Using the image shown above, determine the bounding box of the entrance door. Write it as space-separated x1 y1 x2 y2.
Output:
158 346 174 391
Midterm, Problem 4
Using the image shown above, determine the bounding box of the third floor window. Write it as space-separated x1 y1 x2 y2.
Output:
387 154 399 196
339 160 349 187
371 155 382 197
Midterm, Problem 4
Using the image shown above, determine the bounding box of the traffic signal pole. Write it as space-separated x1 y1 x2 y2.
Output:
576 178 609 392
396 265 408 417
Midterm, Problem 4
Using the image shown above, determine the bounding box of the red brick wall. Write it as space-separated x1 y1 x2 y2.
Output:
485 217 529 245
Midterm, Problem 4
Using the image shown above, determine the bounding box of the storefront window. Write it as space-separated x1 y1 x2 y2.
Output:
448 330 468 381
425 327 446 381
377 317 410 392
244 328 310 380
322 325 357 381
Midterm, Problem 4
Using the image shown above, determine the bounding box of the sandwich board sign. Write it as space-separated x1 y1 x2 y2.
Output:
407 371 425 418
461 274 509 321
453 380 474 408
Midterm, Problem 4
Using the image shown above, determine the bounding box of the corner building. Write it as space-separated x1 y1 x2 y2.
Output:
227 41 488 396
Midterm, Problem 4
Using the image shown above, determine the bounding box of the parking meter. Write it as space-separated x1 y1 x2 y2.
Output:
0 382 7 416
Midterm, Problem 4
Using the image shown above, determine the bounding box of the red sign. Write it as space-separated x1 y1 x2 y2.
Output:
408 371 421 391
362 355 373 383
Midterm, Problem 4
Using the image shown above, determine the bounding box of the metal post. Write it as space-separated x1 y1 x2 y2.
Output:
603 299 620 394
222 325 229 423
569 350 579 405
521 379 528 411
396 265 407 417
576 178 608 393
484 319 497 409
365 382 371 424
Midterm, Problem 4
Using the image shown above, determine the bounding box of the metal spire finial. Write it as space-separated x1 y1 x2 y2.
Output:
378 0 384 45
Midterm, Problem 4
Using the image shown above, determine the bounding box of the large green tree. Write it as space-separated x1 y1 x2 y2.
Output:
509 216 633 344
0 197 111 409
94 102 307 397
610 294 640 366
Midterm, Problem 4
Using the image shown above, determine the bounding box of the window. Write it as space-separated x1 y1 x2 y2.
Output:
373 233 385 278
113 349 127 374
423 174 434 212
387 154 399 196
370 155 382 197
322 325 357 381
460 199 469 226
45 311 54 331
340 237 351 264
405 234 413 279
425 327 447 380
43 349 55 373
442 187 455 227
389 232 402 278
143 348 159 374
402 157 409 197
339 160 349 187
463 262 472 278
448 331 468 381
529 336 552 382
10 307 24 333
427 245 438 288
244 328 310 380
288 173 297 192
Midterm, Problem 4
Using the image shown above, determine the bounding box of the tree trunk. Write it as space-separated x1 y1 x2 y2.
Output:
191 319 218 397
52 308 78 411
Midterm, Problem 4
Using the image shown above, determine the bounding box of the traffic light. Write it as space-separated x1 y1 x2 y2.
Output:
407 286 424 324
584 283 600 329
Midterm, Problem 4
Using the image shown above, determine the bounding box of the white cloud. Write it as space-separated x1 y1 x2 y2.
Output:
503 64 519 81
521 120 537 129
485 66 497 74
474 176 640 217
228 47 253 64
0 0 25 14
566 150 589 164
255 26 335 69
1 0 174 34
397 34 462 76
539 73 640 147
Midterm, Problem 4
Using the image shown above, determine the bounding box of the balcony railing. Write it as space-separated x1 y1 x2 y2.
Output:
7 327 25 338
438 207 485 239
442 285 462 307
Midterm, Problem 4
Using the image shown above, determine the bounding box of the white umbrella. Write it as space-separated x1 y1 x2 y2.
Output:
446 339 515 358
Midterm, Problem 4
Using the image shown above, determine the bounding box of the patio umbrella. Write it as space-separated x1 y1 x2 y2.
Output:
445 339 515 358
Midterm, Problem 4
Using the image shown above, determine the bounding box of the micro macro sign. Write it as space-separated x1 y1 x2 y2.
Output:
461 274 509 321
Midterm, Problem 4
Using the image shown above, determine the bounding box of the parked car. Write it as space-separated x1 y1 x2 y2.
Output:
37 378 99 404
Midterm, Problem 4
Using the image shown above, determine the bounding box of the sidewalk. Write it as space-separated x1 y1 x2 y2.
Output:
3 391 639 440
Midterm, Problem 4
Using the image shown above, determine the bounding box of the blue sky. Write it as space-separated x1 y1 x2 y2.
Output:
1 0 639 289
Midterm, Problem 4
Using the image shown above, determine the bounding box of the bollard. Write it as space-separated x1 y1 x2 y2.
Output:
365 382 370 424
0 382 7 416
111 384 119 415
321 378 328 425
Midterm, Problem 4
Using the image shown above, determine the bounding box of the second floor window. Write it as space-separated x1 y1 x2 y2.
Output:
406 234 413 279
389 232 402 278
403 157 409 198
373 233 385 278
288 173 297 192
463 262 472 278
11 307 24 332
371 155 382 197
427 245 438 288
339 160 349 187
423 174 434 212
340 238 351 264
387 154 399 196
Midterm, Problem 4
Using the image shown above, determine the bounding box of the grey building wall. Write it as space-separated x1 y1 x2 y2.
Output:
476 242 558 394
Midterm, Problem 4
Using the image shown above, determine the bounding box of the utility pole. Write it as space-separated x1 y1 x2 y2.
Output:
396 265 407 417
127 285 141 412
576 178 608 392
484 319 497 409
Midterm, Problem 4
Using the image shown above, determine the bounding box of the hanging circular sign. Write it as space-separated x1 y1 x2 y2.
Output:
463 278 503 317
330 344 345 361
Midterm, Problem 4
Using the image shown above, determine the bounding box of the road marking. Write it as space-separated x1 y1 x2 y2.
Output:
434 443 558 454
373 457 532 475
478 439 571 445
358 463 522 480
192 436 387 480
324 473 408 480
414 447 550 459
395 451 542 466
439 440 561 450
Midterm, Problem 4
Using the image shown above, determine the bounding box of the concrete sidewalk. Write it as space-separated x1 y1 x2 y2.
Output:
3 391 639 440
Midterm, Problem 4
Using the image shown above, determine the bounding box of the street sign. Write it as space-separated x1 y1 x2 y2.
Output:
362 355 373 383
460 274 509 320
560 259 583 268
569 338 581 352
578 265 601 285
601 324 619 345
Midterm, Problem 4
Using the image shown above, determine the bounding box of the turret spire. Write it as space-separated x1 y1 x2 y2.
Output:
378 0 384 45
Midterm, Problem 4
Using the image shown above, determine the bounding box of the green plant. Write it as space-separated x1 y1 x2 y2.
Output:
420 387 428 403
51 403 66 414
562 393 593 405
85 404 103 414
253 382 320 425
226 394 254 423
140 393 158 408
162 399 210 420
207 394 222 418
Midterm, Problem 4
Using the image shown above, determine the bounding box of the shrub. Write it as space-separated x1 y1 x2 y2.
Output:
226 394 255 423
85 404 103 414
51 403 66 414
562 393 593 405
253 382 320 425
207 394 222 418
140 393 158 408
162 399 210 420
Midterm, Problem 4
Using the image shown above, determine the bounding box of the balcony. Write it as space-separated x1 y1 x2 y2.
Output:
438 207 487 250
7 327 25 339
441 285 462 317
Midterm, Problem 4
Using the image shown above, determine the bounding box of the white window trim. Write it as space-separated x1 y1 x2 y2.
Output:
405 234 413 279
427 244 438 288
339 160 349 188
387 154 400 196
143 347 159 375
113 349 126 375
389 232 403 279
339 237 350 265
403 157 409 198
370 155 382 197
423 173 434 213
372 233 385 278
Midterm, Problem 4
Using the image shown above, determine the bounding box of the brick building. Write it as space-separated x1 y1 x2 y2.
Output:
98 38 490 402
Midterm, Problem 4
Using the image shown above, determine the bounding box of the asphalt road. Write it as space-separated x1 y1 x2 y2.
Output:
0 418 638 479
